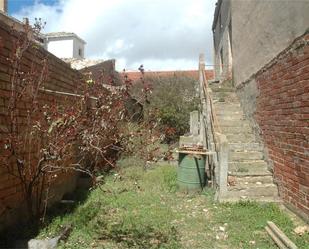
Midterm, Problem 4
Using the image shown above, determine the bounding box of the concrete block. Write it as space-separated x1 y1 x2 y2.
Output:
190 111 199 136
228 142 262 151
230 151 264 161
228 183 279 197
216 133 229 197
179 135 200 148
225 133 256 143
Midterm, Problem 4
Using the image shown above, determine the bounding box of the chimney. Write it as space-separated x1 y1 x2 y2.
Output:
0 0 7 13
23 17 29 25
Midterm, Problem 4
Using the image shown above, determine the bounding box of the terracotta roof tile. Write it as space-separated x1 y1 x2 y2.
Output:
123 70 214 82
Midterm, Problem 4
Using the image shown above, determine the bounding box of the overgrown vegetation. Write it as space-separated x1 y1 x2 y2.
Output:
37 161 309 249
2 22 308 249
131 74 199 143
38 164 180 249
0 21 147 223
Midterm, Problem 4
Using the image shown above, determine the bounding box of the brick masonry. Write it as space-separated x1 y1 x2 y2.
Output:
0 16 83 229
79 59 123 86
237 31 309 218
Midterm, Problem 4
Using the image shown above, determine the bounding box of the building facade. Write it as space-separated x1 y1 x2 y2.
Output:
212 0 232 82
0 0 7 13
213 0 309 85
45 32 86 59
212 0 309 219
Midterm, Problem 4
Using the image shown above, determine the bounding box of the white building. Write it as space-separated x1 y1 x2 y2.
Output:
0 0 7 12
45 32 86 59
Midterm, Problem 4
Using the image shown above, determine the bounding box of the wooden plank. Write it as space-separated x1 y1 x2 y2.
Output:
266 221 298 249
265 226 288 249
176 150 215 155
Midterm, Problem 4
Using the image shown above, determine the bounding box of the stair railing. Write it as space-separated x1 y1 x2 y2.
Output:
198 54 228 199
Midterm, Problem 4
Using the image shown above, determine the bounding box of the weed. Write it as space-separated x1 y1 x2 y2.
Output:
237 167 249 173
37 160 308 249
117 157 144 169
212 201 309 249
162 166 178 192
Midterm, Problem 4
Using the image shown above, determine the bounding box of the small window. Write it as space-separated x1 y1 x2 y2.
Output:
78 48 83 57
220 48 224 69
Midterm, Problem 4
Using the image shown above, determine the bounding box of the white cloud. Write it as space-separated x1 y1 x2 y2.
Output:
13 0 217 71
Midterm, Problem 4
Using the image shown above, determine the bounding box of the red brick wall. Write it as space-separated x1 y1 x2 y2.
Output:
0 17 83 228
255 33 309 216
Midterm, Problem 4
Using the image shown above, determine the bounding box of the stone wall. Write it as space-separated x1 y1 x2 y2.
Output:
237 31 309 219
0 16 82 230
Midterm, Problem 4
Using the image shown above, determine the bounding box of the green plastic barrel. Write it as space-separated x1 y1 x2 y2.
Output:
177 152 206 191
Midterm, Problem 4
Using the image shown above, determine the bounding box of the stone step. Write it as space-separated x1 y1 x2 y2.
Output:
211 87 235 93
229 160 268 170
215 112 245 118
215 108 243 115
212 97 237 102
218 119 251 127
227 183 279 198
228 142 263 152
212 90 236 95
214 108 244 116
212 93 238 101
229 151 264 161
229 170 272 177
216 113 245 120
214 106 242 111
221 126 252 133
214 105 243 111
214 103 241 109
220 195 282 203
233 175 274 185
216 115 246 122
226 133 257 143
210 90 279 203
228 161 271 176
210 80 233 88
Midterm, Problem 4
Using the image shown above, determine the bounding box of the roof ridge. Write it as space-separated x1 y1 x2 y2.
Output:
44 31 86 44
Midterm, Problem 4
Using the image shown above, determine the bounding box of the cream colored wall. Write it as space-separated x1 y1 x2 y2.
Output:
231 0 309 86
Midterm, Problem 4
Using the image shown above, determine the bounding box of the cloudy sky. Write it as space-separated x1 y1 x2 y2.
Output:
10 0 217 71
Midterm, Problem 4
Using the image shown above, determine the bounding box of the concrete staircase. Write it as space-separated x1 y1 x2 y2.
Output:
210 83 280 202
